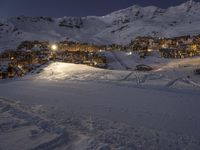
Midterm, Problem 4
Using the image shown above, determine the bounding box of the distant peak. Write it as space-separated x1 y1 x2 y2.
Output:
186 0 195 4
180 0 199 7
183 0 196 5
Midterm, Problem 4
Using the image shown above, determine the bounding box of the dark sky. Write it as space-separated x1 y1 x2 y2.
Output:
0 0 199 17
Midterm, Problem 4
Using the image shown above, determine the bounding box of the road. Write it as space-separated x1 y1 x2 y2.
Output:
111 50 132 70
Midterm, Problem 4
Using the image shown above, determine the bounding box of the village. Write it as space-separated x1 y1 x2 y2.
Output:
1 34 200 79
129 34 200 58
0 41 107 79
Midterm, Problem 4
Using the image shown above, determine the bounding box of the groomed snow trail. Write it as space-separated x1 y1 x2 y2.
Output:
1 97 200 150
1 56 200 150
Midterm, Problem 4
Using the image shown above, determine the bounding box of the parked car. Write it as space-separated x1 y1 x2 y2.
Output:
136 64 153 71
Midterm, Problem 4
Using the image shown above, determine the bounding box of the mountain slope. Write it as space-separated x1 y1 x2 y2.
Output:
1 0 200 49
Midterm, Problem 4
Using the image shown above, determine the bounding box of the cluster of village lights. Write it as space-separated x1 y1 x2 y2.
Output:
126 49 153 56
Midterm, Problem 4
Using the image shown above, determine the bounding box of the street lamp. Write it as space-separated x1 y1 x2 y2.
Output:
51 44 58 51
50 44 58 61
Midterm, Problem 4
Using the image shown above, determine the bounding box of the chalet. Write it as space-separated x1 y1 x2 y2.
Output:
17 41 49 51
0 64 23 79
159 48 181 58
159 45 200 58
58 41 103 52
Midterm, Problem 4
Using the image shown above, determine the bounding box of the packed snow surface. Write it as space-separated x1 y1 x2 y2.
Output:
1 51 200 149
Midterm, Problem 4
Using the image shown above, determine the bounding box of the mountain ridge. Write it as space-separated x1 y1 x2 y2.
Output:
1 0 200 50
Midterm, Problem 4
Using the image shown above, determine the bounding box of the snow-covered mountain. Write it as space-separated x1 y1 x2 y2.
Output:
1 0 200 49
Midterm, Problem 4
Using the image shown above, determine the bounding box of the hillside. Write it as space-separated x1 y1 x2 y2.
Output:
1 0 200 49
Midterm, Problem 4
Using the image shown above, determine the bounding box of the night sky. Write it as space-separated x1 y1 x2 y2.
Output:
0 0 200 17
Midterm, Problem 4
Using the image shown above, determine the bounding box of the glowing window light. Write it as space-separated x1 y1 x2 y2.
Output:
147 49 153 52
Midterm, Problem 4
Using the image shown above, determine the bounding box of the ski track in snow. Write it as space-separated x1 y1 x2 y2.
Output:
1 52 200 149
1 97 200 150
111 51 132 70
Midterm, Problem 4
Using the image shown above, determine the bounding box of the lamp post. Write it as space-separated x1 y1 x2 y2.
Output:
51 44 58 51
50 44 58 61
